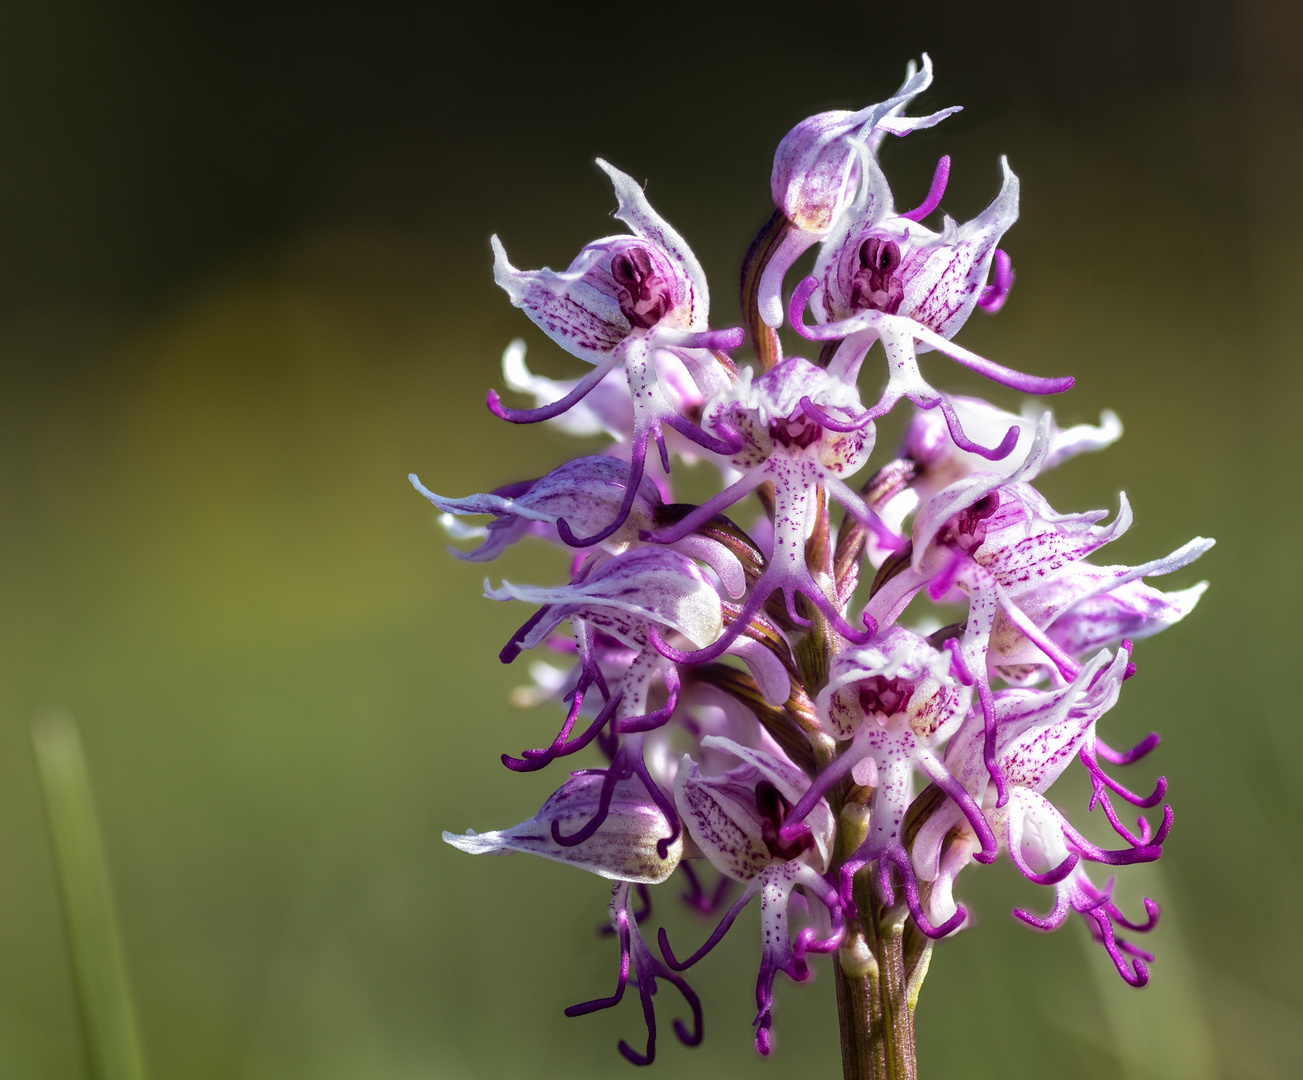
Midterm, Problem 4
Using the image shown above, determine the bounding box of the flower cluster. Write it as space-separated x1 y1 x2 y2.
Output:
419 56 1211 1066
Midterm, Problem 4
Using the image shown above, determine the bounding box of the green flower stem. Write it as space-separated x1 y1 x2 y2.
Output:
824 772 931 1080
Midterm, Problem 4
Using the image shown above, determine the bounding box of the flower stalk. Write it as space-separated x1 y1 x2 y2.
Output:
831 773 940 1079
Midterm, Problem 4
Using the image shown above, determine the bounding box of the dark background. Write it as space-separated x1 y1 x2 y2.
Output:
0 2 1298 1077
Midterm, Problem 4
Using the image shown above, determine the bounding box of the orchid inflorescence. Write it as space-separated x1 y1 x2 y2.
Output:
418 56 1212 1069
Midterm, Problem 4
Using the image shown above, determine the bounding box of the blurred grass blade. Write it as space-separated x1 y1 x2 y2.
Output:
32 712 149 1080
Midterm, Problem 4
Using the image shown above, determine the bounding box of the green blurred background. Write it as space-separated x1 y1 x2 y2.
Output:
0 1 1298 1077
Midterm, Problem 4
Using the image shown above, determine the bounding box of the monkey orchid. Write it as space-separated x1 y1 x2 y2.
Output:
661 737 843 1056
913 645 1167 986
758 54 960 329
422 56 1211 1076
489 160 744 546
787 152 1074 458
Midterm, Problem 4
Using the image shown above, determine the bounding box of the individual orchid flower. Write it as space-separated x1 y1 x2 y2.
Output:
758 55 960 328
752 628 999 937
912 645 1165 984
905 420 1212 684
641 672 799 921
868 415 1211 804
787 149 1074 457
658 736 843 1055
409 455 747 598
488 547 789 860
490 160 745 546
444 780 703 1064
488 548 722 820
644 357 889 663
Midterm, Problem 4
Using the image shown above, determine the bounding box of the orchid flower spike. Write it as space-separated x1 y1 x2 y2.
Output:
419 55 1212 1068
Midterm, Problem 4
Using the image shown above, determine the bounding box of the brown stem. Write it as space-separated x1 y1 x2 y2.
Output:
832 458 917 605
739 209 789 371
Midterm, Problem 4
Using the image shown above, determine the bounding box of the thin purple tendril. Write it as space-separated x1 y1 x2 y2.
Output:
976 674 1008 808
501 684 618 772
569 893 704 1066
677 862 734 916
1075 895 1151 986
548 747 681 858
935 396 1020 461
1095 732 1161 766
488 351 623 423
872 848 968 938
556 435 648 547
662 410 745 456
658 886 755 972
551 761 628 847
797 395 874 433
1060 814 1167 866
1085 776 1172 848
900 155 951 223
977 249 1014 313
925 764 1000 864
944 637 975 685
567 907 632 1016
1080 748 1168 808
632 752 683 859
499 605 553 664
1009 841 1080 887
787 276 825 341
